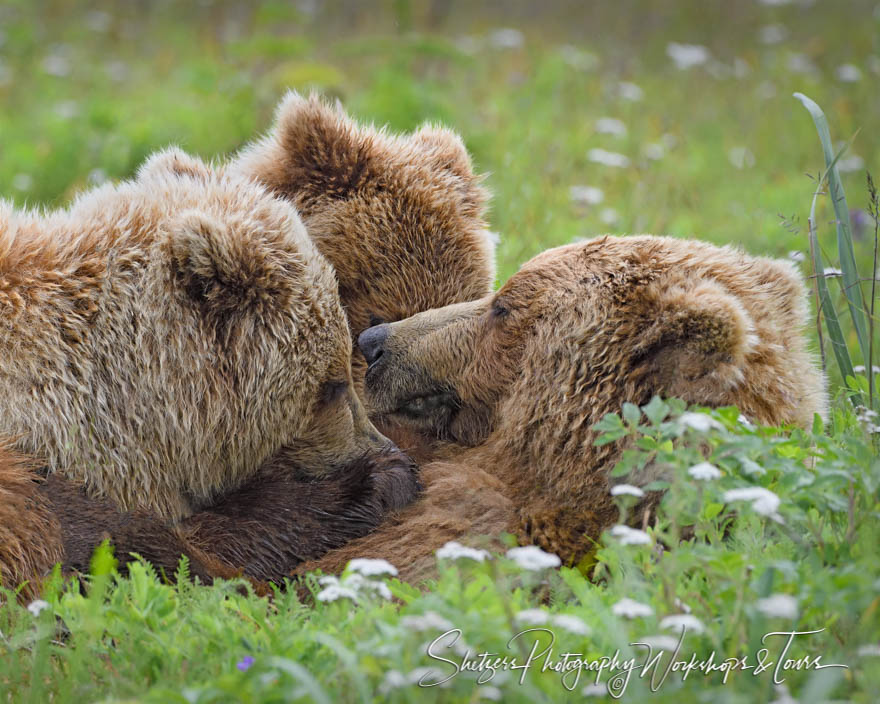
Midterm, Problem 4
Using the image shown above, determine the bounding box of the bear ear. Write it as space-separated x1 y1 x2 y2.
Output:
633 280 755 400
410 125 475 181
168 210 299 318
410 125 488 215
260 92 368 199
139 148 210 182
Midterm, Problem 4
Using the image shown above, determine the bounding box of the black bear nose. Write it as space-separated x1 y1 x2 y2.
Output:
358 324 390 366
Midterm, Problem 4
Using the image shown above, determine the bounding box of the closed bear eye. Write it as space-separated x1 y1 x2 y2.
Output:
491 301 510 319
318 380 349 405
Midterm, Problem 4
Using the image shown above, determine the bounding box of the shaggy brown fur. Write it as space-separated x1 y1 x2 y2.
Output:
0 148 401 522
2 442 418 592
0 445 63 600
297 235 828 582
233 93 495 392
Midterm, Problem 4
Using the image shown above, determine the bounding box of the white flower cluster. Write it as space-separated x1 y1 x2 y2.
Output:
515 609 591 635
436 541 490 562
855 406 880 434
506 545 562 571
316 559 399 603
723 486 782 521
610 525 652 545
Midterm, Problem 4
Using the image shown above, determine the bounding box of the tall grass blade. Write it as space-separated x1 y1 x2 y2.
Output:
794 92 871 370
808 187 862 407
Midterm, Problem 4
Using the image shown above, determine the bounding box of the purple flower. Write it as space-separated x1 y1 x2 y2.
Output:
237 655 255 672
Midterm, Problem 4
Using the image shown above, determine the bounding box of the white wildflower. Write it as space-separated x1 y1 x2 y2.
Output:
610 484 645 498
488 28 524 50
759 24 788 45
610 525 652 545
659 614 705 634
733 57 751 78
85 10 111 32
738 414 756 430
316 584 358 602
582 682 607 696
516 608 550 625
599 208 620 226
12 174 33 192
54 100 79 120
788 250 806 263
857 644 880 657
771 683 798 704
506 545 562 571
728 146 756 169
612 598 654 619
837 155 865 173
787 53 817 74
723 487 781 517
553 614 591 635
105 60 129 82
569 185 604 205
666 42 710 70
854 367 880 376
436 541 490 562
587 148 630 168
454 35 482 55
347 558 398 577
401 611 454 632
409 666 451 687
480 685 503 701
756 593 798 619
643 142 666 160
43 52 71 77
380 670 407 694
88 168 108 186
836 63 862 82
822 267 843 278
756 80 777 100
688 462 722 481
559 45 598 71
595 117 627 137
674 598 692 614
636 635 681 651
618 81 644 101
679 411 723 433
27 600 50 617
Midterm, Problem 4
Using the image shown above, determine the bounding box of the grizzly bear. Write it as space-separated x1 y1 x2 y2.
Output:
232 93 496 396
0 147 409 522
296 235 828 583
0 148 421 593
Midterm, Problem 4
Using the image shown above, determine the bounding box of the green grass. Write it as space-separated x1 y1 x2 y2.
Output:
0 1 879 702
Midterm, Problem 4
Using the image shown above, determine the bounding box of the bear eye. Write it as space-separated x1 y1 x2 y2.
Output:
491 301 510 319
319 380 348 405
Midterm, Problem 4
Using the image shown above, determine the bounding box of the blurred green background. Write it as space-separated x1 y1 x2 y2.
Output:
0 0 877 284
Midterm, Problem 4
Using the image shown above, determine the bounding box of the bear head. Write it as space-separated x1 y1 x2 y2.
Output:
358 235 828 505
232 93 496 390
0 148 395 521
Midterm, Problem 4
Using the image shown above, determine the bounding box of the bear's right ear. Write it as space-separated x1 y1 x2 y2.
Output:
237 92 368 202
138 148 210 182
168 210 301 320
410 126 475 182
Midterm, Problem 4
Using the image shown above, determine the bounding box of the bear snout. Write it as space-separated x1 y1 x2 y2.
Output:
358 323 391 367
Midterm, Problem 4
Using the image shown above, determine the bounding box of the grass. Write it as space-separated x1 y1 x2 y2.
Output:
0 1 879 702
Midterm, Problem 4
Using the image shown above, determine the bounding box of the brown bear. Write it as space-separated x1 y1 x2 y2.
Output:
0 148 420 594
0 146 407 522
295 235 828 583
232 93 496 398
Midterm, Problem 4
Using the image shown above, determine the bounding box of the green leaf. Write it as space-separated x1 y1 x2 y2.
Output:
642 396 670 425
703 502 724 520
622 402 642 427
794 93 870 370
